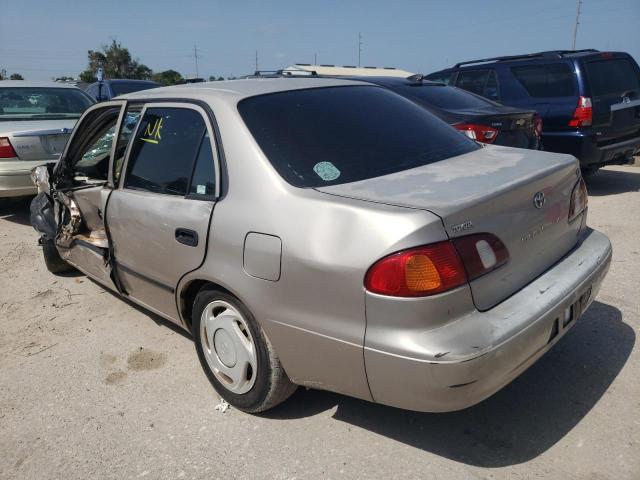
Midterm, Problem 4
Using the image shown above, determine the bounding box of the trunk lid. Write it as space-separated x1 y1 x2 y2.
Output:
316 145 582 310
466 110 537 149
0 119 76 161
583 55 640 145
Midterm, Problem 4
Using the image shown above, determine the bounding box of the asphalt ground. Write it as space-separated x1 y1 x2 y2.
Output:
1 166 638 479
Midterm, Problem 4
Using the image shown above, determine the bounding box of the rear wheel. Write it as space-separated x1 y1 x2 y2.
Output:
41 238 74 274
192 287 297 413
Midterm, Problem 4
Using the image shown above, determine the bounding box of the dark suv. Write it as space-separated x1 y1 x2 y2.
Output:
85 79 160 102
426 50 640 174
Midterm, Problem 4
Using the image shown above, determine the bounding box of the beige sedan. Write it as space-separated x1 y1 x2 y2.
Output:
0 81 94 197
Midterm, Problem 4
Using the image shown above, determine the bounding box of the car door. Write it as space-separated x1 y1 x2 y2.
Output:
48 100 126 283
106 102 220 321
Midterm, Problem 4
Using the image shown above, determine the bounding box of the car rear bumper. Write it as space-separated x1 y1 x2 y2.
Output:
542 130 640 168
0 160 56 198
364 227 612 412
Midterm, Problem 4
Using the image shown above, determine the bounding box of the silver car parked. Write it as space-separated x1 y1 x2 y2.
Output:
0 81 94 198
31 78 612 413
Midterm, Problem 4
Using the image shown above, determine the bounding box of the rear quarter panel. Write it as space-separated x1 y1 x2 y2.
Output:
177 99 449 400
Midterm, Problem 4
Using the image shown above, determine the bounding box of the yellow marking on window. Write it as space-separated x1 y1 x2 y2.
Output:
141 117 163 144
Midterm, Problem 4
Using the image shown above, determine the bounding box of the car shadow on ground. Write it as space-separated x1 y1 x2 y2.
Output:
586 167 640 196
0 196 33 226
263 301 633 467
91 279 193 340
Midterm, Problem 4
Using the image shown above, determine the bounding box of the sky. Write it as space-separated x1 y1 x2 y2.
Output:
1 0 639 81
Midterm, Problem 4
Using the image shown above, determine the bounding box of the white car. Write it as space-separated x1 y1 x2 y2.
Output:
0 81 94 198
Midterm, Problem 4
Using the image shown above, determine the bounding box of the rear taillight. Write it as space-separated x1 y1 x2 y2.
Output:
569 177 588 222
568 96 592 127
453 123 499 144
0 137 18 158
451 233 509 281
533 114 543 137
364 233 509 297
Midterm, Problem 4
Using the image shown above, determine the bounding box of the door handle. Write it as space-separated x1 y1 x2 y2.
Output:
175 228 198 247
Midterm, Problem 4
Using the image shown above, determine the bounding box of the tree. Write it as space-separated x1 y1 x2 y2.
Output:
10 73 24 80
79 40 152 82
153 69 183 86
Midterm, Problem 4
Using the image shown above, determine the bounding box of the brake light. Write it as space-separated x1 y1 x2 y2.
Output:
568 177 588 222
364 233 509 297
365 242 466 297
534 114 543 137
0 137 18 158
568 96 592 127
453 123 499 144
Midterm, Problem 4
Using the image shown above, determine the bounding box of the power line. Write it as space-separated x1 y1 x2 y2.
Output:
572 0 583 50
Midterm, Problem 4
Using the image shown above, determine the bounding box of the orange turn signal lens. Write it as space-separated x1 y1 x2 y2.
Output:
405 255 442 291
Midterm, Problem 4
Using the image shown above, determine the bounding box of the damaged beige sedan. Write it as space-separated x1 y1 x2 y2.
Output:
31 78 612 413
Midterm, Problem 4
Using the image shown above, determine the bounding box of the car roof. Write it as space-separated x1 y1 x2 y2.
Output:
336 76 445 87
102 79 159 84
0 81 82 88
120 77 372 102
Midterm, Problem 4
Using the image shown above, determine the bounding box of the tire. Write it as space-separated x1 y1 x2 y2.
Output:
581 166 600 178
41 238 74 274
192 287 297 413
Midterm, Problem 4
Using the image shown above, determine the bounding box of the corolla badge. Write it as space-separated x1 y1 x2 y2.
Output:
533 191 546 209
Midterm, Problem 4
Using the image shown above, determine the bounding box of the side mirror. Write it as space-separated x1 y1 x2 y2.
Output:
30 165 51 195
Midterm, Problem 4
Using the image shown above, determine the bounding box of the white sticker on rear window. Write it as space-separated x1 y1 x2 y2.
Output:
196 184 206 195
313 162 341 181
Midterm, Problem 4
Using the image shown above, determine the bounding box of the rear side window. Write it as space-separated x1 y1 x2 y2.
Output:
188 133 216 197
585 58 640 97
424 72 453 85
397 84 496 110
455 70 500 99
238 86 479 188
125 107 208 196
511 63 575 97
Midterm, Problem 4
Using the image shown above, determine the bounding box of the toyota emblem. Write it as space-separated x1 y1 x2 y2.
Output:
533 191 546 209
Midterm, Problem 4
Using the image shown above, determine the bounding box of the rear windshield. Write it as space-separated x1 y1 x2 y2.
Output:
395 84 496 110
511 63 576 97
0 87 93 120
238 86 479 188
111 82 159 96
585 58 640 97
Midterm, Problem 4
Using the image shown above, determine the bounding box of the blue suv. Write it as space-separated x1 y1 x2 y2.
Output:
426 49 640 174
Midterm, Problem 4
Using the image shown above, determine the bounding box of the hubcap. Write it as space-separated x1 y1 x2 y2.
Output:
200 300 257 394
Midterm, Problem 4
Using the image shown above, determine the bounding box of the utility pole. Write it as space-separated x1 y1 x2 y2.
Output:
193 45 200 78
358 32 363 67
255 50 259 72
314 53 317 65
572 0 582 50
